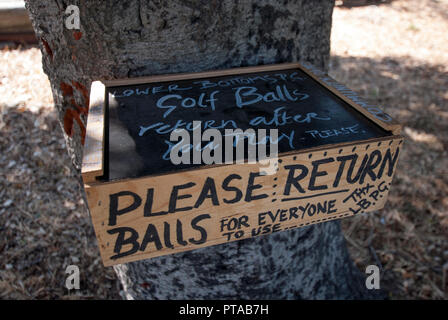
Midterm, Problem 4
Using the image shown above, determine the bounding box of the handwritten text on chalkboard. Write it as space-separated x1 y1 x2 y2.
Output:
107 69 388 180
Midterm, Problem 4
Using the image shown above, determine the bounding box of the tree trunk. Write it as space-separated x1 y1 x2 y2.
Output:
26 0 375 299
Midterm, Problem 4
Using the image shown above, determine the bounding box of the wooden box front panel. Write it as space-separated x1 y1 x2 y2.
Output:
86 136 402 266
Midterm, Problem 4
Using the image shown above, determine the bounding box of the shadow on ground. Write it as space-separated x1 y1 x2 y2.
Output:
330 54 448 299
0 106 121 299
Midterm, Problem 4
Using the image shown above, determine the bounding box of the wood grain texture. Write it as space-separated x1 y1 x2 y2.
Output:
81 81 105 183
86 136 402 266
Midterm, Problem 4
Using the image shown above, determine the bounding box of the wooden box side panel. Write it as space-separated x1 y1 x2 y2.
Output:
82 81 106 183
299 62 402 134
86 136 403 266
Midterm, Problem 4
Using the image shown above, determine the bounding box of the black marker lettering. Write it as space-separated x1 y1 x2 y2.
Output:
109 191 142 226
108 227 139 260
194 177 219 208
378 147 400 179
333 155 353 187
144 188 168 217
284 164 309 195
189 214 211 245
245 172 268 202
140 224 162 252
347 154 368 184
359 150 382 184
169 182 195 213
308 158 334 191
176 220 188 246
163 221 174 249
222 174 243 204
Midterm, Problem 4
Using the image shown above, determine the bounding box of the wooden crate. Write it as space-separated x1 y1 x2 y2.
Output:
81 62 403 266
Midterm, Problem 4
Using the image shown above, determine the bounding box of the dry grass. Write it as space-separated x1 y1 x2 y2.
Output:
332 0 448 299
0 46 120 299
0 0 447 299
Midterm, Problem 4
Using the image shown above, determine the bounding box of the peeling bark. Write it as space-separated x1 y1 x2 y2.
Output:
26 0 377 299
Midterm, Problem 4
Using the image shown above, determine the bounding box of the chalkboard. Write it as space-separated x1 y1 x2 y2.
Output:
105 66 391 181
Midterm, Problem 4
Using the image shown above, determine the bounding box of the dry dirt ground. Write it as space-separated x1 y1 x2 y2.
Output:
0 0 447 299
332 0 448 299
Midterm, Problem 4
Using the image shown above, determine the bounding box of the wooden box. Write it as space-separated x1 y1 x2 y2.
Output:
82 63 403 267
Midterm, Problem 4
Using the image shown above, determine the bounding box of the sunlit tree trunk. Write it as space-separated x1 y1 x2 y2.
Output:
26 0 375 299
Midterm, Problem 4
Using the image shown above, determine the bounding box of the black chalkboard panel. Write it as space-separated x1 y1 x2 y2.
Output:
106 67 390 181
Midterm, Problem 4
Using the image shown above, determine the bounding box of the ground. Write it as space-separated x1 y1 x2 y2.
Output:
0 0 447 299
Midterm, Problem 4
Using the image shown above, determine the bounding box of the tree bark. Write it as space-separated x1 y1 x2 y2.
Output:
26 0 375 299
